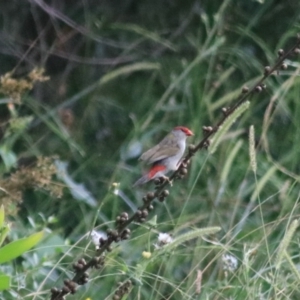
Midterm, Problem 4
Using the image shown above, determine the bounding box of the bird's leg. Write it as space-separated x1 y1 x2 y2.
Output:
160 176 173 186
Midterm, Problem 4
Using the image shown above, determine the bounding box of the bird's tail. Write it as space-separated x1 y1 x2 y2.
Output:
133 165 167 187
132 174 150 187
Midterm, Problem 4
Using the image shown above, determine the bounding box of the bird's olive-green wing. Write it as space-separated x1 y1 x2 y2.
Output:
139 132 180 164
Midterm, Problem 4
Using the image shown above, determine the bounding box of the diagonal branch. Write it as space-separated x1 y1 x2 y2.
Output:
50 34 300 300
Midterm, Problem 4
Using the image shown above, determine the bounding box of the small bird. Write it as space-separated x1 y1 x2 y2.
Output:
133 126 194 187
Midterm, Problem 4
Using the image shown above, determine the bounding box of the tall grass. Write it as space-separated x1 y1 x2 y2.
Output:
0 0 300 299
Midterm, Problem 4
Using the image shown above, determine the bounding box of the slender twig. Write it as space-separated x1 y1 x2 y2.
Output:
50 34 300 300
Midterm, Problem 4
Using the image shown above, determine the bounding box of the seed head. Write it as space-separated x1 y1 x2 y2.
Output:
278 49 284 56
146 192 155 200
264 66 271 75
242 86 249 93
294 48 300 55
255 86 262 93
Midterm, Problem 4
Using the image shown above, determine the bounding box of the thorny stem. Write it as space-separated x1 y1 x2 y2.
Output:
51 35 300 300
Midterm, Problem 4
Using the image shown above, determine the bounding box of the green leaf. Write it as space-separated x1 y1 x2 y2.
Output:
146 215 157 228
0 205 4 228
0 206 9 247
0 274 10 290
220 140 243 184
0 224 10 247
111 23 176 51
0 231 44 264
210 101 250 154
161 227 221 253
0 146 17 171
99 62 160 86
276 219 299 270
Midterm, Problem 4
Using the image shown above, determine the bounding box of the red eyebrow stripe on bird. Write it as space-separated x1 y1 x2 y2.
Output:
148 165 166 179
174 126 194 136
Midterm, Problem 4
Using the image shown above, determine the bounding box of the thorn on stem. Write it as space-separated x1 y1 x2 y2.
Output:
203 140 211 149
221 107 228 115
260 83 267 90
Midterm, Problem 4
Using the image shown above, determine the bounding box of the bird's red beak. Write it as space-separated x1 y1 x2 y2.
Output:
186 129 194 136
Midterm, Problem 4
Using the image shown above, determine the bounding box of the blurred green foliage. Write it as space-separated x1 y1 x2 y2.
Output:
1 0 300 299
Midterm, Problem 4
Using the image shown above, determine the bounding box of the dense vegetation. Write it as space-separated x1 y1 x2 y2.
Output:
1 0 300 299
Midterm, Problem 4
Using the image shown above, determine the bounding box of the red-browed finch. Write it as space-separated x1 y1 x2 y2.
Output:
133 126 193 187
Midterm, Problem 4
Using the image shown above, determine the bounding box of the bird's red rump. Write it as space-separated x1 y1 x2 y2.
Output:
148 165 166 179
174 126 194 136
